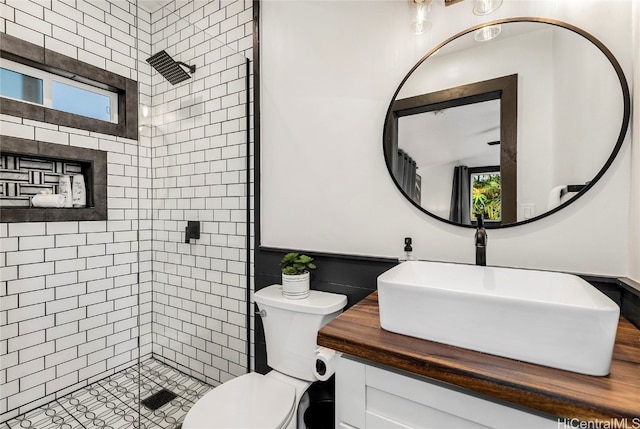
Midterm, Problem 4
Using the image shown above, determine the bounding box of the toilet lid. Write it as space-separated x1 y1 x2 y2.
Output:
182 372 296 429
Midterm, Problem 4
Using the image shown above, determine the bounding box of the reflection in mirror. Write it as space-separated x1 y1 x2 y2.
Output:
469 166 501 223
399 100 504 223
384 19 630 228
392 74 517 225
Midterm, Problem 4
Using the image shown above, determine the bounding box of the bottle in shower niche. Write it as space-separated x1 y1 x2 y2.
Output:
59 175 73 207
72 174 86 207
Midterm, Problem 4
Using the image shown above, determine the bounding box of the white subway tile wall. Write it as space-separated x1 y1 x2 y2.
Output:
0 0 153 422
0 0 254 423
148 0 253 387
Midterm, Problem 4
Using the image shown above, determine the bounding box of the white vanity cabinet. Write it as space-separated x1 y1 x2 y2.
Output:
335 355 557 429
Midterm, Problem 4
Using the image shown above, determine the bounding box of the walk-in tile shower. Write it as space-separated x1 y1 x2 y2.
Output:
0 0 253 424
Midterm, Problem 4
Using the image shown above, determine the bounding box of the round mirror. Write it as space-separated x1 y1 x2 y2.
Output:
384 18 630 228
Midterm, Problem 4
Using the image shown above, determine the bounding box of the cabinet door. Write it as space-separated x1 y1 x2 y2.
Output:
335 355 366 428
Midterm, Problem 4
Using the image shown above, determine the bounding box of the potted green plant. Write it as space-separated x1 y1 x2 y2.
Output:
280 252 316 299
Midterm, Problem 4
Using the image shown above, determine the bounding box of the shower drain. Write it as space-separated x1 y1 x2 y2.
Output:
141 389 178 411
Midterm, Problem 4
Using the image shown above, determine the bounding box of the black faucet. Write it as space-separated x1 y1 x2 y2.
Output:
474 214 487 266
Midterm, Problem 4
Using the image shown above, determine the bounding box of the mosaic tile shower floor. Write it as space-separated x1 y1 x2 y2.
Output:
4 358 212 429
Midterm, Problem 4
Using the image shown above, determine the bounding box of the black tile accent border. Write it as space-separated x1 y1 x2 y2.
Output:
0 32 138 140
0 136 107 222
617 278 640 329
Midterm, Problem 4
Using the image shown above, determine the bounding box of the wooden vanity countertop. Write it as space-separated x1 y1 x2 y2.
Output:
317 291 640 421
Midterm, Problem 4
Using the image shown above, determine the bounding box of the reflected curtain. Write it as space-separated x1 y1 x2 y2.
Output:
396 149 419 202
449 165 470 224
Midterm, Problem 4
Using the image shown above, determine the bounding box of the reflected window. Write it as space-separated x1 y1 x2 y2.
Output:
469 167 501 222
0 68 43 104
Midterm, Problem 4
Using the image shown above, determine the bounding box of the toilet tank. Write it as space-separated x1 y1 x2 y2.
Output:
255 284 347 381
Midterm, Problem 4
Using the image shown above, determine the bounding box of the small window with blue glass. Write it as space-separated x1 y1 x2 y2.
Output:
0 67 43 104
51 81 113 122
0 59 118 123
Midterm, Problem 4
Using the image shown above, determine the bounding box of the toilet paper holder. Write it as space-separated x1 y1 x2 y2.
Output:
315 359 327 377
313 346 340 381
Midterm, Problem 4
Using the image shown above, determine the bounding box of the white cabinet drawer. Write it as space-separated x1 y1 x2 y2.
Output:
365 363 556 429
367 386 488 429
335 355 557 429
366 410 413 429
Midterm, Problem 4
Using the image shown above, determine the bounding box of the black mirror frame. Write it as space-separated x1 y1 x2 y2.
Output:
383 17 631 229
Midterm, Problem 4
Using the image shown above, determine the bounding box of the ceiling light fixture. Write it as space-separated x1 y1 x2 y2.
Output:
411 0 433 35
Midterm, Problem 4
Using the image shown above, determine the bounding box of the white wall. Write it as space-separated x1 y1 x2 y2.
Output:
260 0 635 278
551 27 623 187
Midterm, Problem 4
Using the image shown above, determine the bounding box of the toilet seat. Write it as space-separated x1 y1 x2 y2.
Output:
182 372 296 429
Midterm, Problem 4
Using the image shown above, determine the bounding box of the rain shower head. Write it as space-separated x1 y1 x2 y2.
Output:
146 50 196 85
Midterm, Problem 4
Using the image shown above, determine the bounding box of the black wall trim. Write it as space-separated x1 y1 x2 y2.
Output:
0 32 138 140
616 278 640 329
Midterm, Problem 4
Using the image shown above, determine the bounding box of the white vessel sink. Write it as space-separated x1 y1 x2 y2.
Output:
377 261 620 376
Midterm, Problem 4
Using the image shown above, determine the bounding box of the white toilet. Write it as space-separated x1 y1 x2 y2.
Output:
182 284 347 429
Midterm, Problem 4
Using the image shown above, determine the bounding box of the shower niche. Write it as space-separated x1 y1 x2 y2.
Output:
0 136 107 222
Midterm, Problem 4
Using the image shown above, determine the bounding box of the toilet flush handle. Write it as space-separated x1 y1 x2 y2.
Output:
255 309 267 318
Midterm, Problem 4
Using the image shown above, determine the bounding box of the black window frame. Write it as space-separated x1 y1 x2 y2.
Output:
0 32 138 140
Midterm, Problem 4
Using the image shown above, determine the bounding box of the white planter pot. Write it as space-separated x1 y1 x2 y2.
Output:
282 272 310 299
